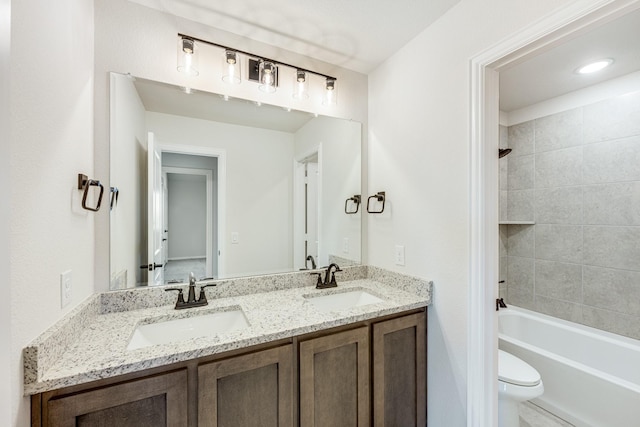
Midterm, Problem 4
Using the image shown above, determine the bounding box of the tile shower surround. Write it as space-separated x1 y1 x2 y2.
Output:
499 90 640 340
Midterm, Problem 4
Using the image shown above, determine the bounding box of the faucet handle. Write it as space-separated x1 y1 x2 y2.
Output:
165 288 186 308
198 283 217 303
310 272 323 287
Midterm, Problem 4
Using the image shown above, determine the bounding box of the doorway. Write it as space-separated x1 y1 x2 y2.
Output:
158 145 227 281
468 0 640 425
162 167 213 282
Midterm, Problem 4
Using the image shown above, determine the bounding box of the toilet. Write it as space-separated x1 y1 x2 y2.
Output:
498 349 544 427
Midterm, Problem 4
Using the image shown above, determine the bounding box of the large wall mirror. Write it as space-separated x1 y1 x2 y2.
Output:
109 72 362 289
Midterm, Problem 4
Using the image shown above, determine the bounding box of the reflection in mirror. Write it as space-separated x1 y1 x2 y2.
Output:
109 73 361 289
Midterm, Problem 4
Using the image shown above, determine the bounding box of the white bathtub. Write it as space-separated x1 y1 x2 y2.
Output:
498 306 640 427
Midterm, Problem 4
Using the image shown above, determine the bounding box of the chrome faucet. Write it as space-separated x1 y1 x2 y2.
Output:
165 272 217 309
311 263 342 289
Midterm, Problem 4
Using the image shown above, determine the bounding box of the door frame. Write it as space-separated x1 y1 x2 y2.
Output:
467 0 640 425
162 167 214 277
160 144 227 279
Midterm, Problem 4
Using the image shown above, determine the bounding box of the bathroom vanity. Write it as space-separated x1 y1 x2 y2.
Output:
26 267 431 426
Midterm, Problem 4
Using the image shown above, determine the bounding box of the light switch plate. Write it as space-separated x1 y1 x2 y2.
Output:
60 270 72 308
231 232 239 244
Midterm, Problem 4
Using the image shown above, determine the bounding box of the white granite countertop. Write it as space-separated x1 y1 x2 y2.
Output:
24 267 431 395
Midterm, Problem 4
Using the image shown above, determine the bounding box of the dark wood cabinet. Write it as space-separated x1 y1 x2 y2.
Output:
299 326 370 427
32 309 426 427
43 369 188 427
372 311 427 427
198 344 293 427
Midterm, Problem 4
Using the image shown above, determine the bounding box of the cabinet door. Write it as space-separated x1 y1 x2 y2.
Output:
372 311 427 427
46 369 188 427
299 326 370 427
198 344 293 427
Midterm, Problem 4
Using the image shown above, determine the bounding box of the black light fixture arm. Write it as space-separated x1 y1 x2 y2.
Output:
177 33 337 82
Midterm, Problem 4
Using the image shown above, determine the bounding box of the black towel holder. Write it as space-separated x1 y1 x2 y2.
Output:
344 195 361 214
366 191 386 214
110 186 119 210
78 173 104 212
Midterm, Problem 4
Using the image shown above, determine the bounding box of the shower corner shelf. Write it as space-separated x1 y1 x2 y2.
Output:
498 220 535 225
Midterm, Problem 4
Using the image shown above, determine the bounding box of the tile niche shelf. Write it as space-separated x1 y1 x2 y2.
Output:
498 221 535 225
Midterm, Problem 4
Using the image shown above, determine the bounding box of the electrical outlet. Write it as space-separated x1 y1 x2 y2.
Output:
394 245 405 266
60 270 72 308
231 232 239 244
343 237 349 254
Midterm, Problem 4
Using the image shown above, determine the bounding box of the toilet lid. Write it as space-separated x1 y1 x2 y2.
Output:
498 350 541 386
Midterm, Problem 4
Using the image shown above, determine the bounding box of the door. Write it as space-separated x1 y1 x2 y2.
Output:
299 327 370 427
372 312 427 427
306 162 319 266
294 153 320 270
147 132 164 286
198 345 293 427
46 369 188 427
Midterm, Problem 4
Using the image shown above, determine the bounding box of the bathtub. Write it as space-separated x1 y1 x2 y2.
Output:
498 306 640 427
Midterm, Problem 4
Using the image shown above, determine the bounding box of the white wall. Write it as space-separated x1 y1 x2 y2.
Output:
9 0 94 424
94 0 369 291
146 112 295 277
0 0 11 421
110 73 146 288
295 116 362 266
367 0 594 424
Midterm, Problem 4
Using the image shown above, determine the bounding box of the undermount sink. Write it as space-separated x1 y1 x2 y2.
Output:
305 289 384 312
127 308 249 351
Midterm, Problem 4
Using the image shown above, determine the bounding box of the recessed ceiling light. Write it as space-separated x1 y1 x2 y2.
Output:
576 59 613 74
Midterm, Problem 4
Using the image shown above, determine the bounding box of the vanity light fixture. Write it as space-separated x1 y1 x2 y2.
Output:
176 33 337 105
293 69 309 100
222 50 241 84
177 36 199 76
258 60 277 93
323 78 337 106
576 58 613 74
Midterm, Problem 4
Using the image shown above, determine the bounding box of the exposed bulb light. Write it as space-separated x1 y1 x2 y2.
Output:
177 37 199 76
174 34 338 106
258 60 277 93
576 58 613 74
182 87 193 94
222 50 241 84
293 69 309 100
322 78 337 106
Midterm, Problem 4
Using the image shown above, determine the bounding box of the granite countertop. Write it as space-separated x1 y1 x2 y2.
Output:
24 266 432 395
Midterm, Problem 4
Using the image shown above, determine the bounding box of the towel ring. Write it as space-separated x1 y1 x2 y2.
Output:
344 195 361 214
366 191 386 214
78 174 104 212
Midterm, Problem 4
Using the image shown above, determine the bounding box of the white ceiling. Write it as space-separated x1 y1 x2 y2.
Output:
129 0 461 73
134 77 315 133
500 8 640 112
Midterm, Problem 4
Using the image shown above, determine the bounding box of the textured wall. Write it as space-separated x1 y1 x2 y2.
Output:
501 90 640 339
0 0 11 422
9 0 94 423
